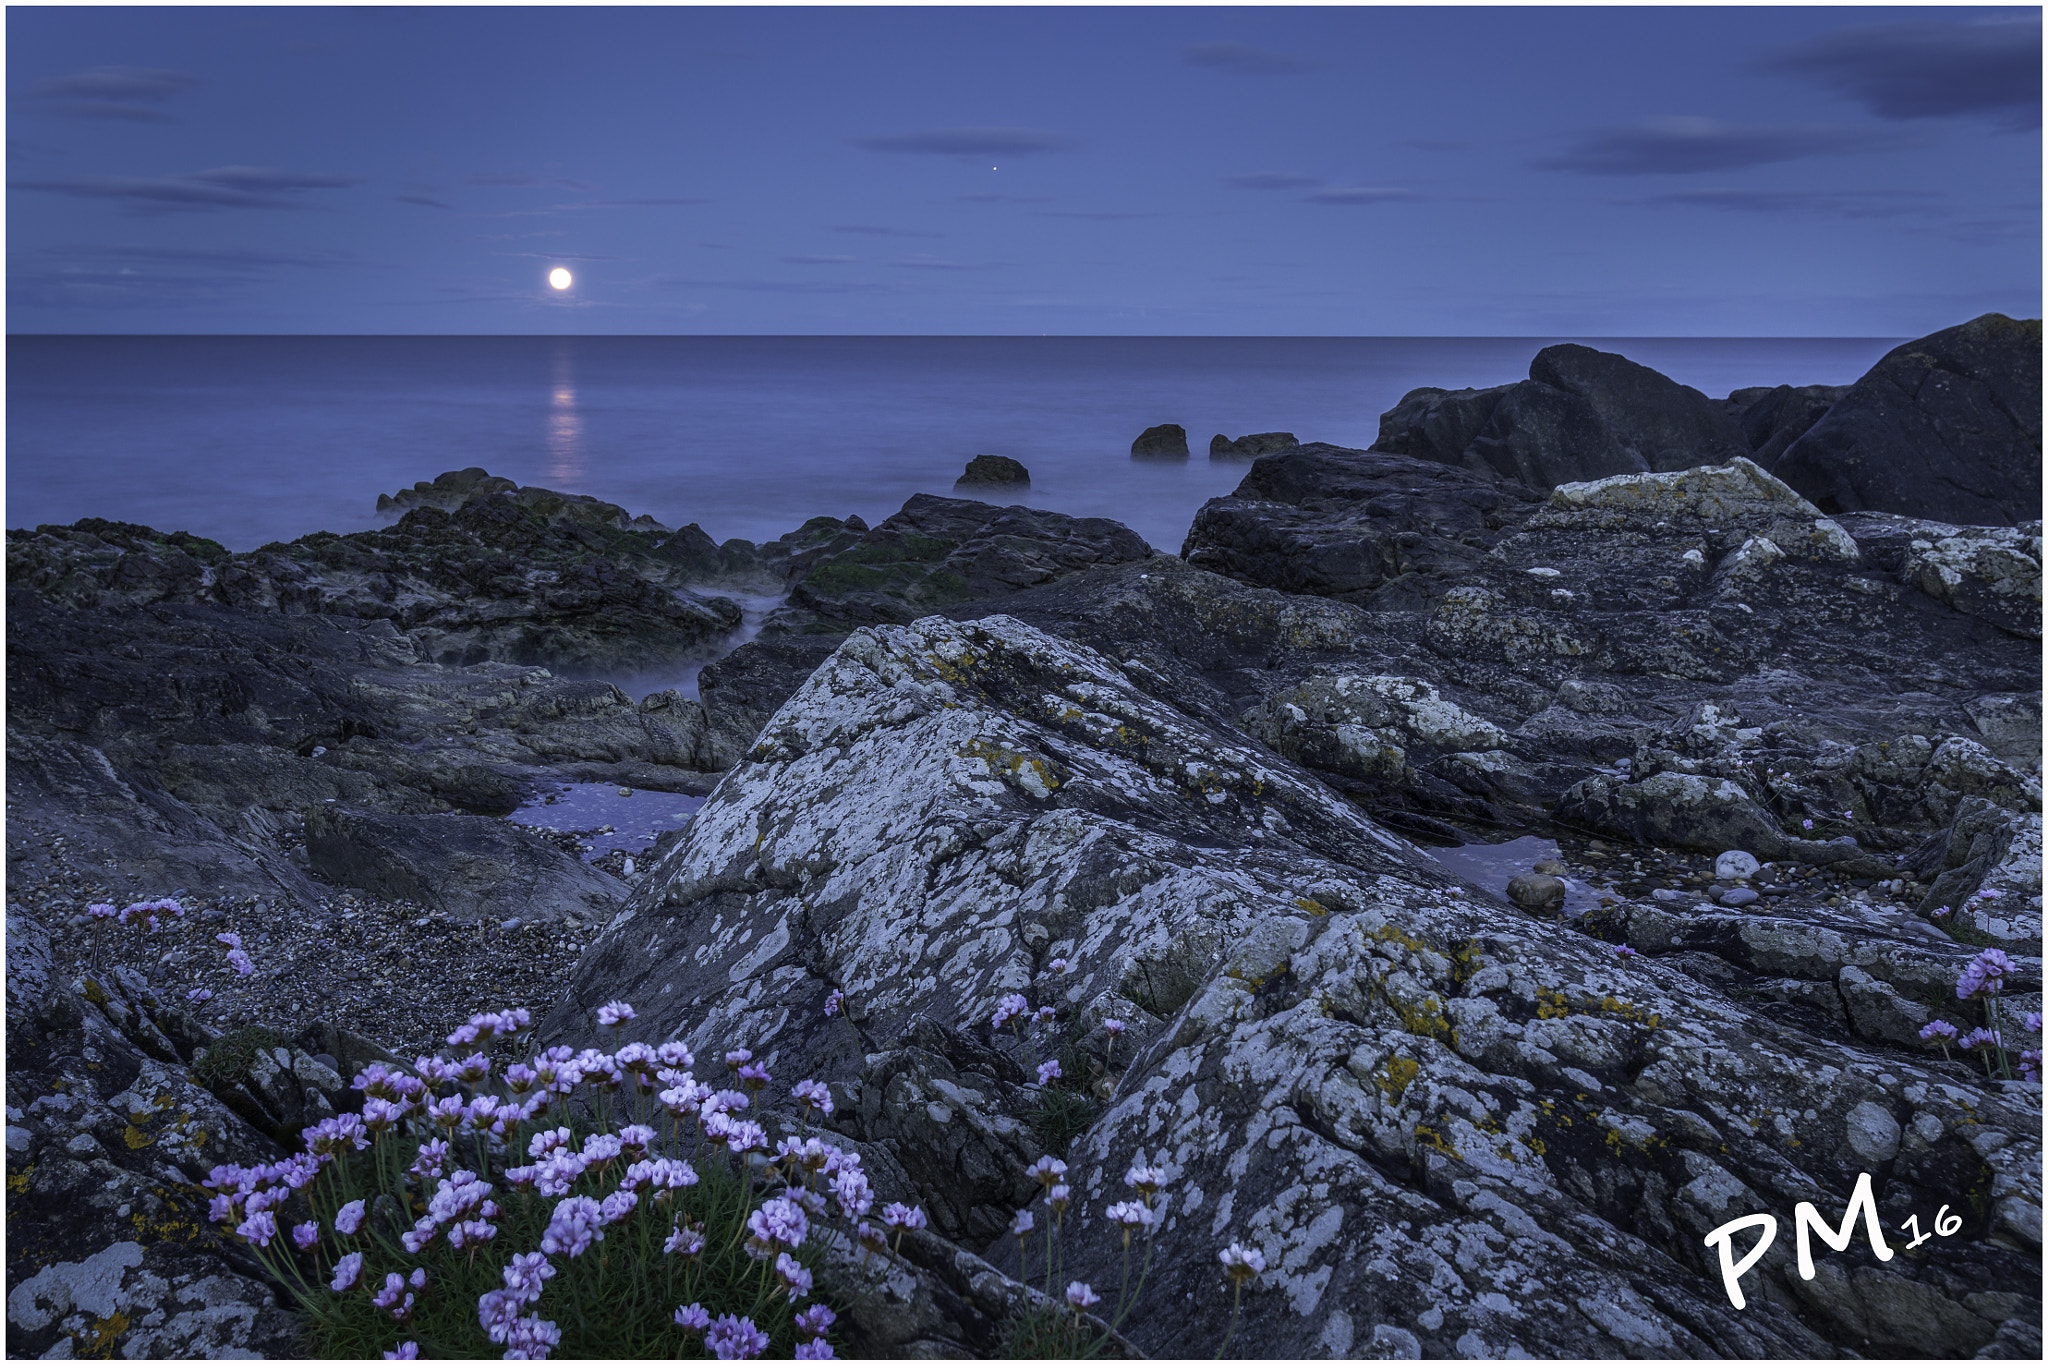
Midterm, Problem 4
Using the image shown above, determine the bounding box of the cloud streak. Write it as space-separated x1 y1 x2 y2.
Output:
852 127 1076 156
466 172 596 190
1224 173 1321 190
10 164 364 211
833 224 942 238
1305 186 1419 204
1761 17 2041 130
1632 188 1944 219
1183 41 1318 74
1533 117 1903 175
20 65 200 122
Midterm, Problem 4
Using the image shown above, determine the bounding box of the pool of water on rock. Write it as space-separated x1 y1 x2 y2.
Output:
505 783 707 859
1426 833 1606 915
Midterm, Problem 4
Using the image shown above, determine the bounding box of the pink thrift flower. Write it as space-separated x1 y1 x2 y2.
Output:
705 1315 769 1360
597 999 636 1027
187 987 213 1004
795 1305 836 1338
674 1303 711 1333
1102 1018 1126 1037
291 1221 320 1251
330 1251 363 1292
225 948 255 976
1066 1281 1100 1310
384 1344 419 1361
795 1342 836 1360
1036 1059 1062 1084
823 988 844 1017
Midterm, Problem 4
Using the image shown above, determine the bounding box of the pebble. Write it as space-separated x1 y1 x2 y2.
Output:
1715 887 1760 907
1714 851 1761 880
500 918 522 932
1650 888 1689 904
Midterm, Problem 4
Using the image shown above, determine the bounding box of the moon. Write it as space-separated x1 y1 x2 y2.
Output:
548 267 573 291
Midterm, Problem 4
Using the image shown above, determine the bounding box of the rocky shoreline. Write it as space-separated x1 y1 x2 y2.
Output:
7 315 2040 1359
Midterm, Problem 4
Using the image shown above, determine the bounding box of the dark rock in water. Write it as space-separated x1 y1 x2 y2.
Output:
954 454 1030 487
1506 870 1566 910
10 477 749 674
375 464 516 515
1181 444 1544 608
303 802 627 922
1130 422 1189 458
1773 314 2043 526
782 493 1153 628
543 612 2040 1360
692 635 846 771
1208 430 1299 459
1375 342 1750 488
1726 383 1851 470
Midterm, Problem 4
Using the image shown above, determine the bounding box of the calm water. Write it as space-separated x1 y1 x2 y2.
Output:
6 335 1903 555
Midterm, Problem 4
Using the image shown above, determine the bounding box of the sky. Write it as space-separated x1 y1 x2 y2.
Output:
5 4 2040 336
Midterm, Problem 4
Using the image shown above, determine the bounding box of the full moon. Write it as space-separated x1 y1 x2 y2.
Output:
548 267 573 291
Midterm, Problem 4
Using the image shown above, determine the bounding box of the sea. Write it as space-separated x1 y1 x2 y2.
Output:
6 335 1904 557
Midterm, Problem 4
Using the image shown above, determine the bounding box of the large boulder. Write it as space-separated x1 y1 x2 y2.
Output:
1181 445 1544 609
1772 314 2043 526
542 614 2042 1360
1374 343 1751 488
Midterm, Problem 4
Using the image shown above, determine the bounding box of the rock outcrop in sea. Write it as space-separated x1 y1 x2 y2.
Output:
6 318 2040 1359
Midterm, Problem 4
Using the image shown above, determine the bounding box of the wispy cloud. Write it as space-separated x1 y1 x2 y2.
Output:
852 127 1076 156
1223 173 1321 190
891 254 998 270
782 253 856 264
652 276 887 295
1183 41 1318 75
9 164 363 212
38 243 357 270
1399 139 1470 153
1761 16 2041 130
832 224 942 238
957 192 1053 203
566 197 706 207
1633 187 1944 219
1305 186 1419 204
466 172 597 190
1033 210 1155 221
495 251 620 261
18 65 200 122
397 194 452 209
1533 117 1904 175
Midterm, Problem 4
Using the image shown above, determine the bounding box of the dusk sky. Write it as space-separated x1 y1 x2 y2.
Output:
7 4 2040 336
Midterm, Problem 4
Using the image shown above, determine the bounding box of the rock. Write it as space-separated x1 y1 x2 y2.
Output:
303 802 627 923
541 613 2040 1360
1714 850 1761 880
4 905 305 1358
1773 314 2043 526
1209 431 1299 460
1727 384 1851 469
954 455 1030 488
12 476 750 673
1713 886 1759 907
1130 423 1189 459
1964 692 2043 766
1506 871 1567 911
781 493 1153 630
1900 523 2043 641
1181 444 1544 609
1373 342 1750 489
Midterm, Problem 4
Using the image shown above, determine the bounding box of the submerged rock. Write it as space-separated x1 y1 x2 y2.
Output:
1131 423 1190 458
955 454 1031 487
1209 431 1299 459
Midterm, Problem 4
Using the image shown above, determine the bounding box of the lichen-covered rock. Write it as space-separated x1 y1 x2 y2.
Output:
1901 523 2043 641
5 905 305 1359
546 614 2042 1359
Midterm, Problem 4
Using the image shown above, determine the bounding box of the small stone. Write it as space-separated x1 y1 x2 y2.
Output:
500 918 522 932
1713 850 1761 880
1649 888 1688 904
1507 873 1568 912
617 787 633 797
1715 887 1760 907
